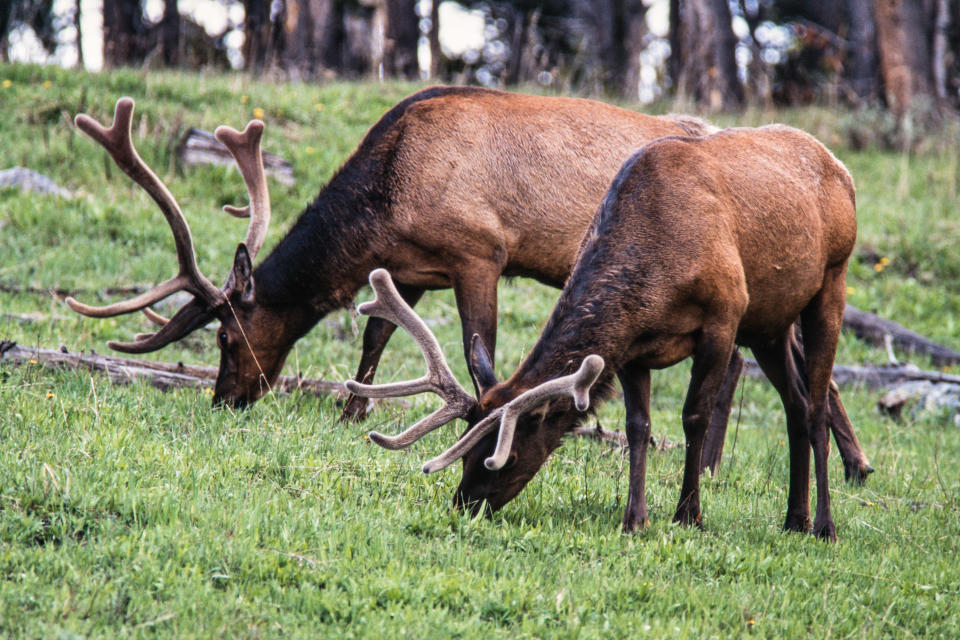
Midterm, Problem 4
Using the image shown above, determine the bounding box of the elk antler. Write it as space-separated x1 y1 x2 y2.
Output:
346 269 476 449
64 97 274 353
66 97 224 325
420 354 604 473
215 120 272 260
345 269 605 473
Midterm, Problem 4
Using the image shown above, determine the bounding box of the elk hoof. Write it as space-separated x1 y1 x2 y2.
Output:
338 395 369 422
782 513 812 534
844 461 875 486
621 514 650 533
672 508 704 530
813 519 837 543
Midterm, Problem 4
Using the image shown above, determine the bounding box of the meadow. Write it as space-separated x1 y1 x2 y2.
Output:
1 63 959 638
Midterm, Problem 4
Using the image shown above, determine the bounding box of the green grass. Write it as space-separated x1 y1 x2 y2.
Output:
2 63 960 638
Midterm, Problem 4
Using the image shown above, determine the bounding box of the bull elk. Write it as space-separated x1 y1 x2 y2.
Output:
66 89 869 482
349 124 857 541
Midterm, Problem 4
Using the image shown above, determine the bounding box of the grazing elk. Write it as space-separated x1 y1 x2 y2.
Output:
349 125 857 541
66 90 869 482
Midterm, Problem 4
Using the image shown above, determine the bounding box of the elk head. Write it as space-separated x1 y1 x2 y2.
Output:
65 97 283 407
345 269 605 514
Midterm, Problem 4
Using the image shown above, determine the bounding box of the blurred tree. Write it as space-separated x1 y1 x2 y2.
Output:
243 0 276 73
874 0 937 119
669 0 743 110
383 0 419 79
160 0 181 66
1 0 57 62
103 0 150 67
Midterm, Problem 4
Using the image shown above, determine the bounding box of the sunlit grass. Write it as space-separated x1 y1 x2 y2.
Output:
2 63 959 638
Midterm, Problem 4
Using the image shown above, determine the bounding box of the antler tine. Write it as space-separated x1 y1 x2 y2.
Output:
346 269 475 449
69 97 223 321
483 355 604 470
422 355 604 473
215 120 271 260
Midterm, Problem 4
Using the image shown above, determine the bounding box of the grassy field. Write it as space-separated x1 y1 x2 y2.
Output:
1 63 959 638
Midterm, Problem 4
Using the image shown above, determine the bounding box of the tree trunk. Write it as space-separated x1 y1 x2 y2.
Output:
428 0 441 78
616 0 648 99
845 0 879 102
160 0 180 66
382 0 419 79
873 0 937 119
0 0 11 62
316 0 345 73
74 0 84 68
277 0 314 77
243 0 275 73
670 0 744 111
933 0 950 100
102 0 149 67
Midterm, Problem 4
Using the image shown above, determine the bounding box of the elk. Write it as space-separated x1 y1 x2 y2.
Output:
349 124 857 541
66 90 869 482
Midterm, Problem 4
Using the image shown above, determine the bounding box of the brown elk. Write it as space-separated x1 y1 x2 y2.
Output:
349 124 857 541
66 90 869 482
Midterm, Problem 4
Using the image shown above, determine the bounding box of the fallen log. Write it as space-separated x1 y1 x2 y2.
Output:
743 358 960 389
177 128 295 186
843 303 960 366
0 340 345 397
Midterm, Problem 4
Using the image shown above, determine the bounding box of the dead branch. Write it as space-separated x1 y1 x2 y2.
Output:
0 340 344 397
743 358 960 390
843 303 960 366
177 128 295 186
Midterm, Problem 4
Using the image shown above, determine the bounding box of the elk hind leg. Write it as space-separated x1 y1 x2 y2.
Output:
751 334 812 533
800 265 848 542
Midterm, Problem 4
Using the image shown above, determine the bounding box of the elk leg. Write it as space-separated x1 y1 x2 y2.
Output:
799 266 847 542
699 349 745 475
340 284 425 422
789 322 873 484
675 327 738 528
751 335 812 534
452 269 501 394
618 360 652 532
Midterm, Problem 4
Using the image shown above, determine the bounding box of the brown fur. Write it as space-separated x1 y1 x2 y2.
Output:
456 125 857 541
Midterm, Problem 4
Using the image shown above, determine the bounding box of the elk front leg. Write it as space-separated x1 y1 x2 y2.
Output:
675 328 738 528
452 267 501 394
340 283 425 422
618 360 652 532
699 349 745 475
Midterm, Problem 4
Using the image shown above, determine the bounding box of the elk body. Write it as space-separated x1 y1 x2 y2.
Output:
67 89 869 481
350 125 857 540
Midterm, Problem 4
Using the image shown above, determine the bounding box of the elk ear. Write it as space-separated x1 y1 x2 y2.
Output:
468 333 498 396
226 243 255 305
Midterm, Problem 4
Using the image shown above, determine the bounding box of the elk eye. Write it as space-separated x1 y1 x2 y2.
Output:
503 451 518 470
218 331 229 348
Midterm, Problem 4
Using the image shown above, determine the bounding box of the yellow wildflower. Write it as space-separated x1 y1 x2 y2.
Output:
241 94 249 103
314 103 324 112
46 392 55 399
305 146 315 155
252 107 265 119
2 80 11 88
42 80 52 89
846 286 856 295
